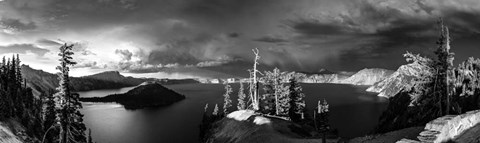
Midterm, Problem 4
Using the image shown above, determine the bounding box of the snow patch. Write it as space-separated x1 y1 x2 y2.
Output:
253 116 271 125
227 110 255 121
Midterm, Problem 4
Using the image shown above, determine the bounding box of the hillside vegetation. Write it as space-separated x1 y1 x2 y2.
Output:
80 82 185 109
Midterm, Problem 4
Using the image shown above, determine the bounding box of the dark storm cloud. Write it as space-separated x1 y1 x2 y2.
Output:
275 0 480 71
0 44 49 56
2 0 480 76
0 18 36 31
253 35 288 43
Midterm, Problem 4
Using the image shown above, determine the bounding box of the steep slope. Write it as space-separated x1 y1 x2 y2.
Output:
0 125 22 143
366 63 426 97
80 82 185 109
21 65 149 94
0 120 32 143
339 68 394 85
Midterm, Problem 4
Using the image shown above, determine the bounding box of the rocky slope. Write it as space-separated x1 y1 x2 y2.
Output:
301 68 393 86
80 82 185 109
340 68 394 85
366 62 427 98
0 119 32 143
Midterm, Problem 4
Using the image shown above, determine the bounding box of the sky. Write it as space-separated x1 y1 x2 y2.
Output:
1 0 480 78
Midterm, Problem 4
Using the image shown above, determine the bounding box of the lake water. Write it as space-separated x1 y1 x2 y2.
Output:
79 83 388 143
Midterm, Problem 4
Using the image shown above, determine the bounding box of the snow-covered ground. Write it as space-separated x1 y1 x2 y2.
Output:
227 110 271 125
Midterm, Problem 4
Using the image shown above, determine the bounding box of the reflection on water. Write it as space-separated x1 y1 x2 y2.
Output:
79 83 388 143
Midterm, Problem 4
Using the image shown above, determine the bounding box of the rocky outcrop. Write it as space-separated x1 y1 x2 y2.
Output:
397 110 480 143
367 62 427 98
340 68 394 85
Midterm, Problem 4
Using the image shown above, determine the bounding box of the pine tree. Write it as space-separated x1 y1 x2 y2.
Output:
43 89 58 142
54 44 87 143
432 20 458 115
15 54 22 87
288 74 306 122
314 99 330 143
223 83 233 115
237 82 247 110
262 68 290 116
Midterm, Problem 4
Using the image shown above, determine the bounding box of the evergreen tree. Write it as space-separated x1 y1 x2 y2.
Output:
314 99 330 143
43 89 58 142
222 83 233 115
237 82 247 110
15 54 22 87
288 74 306 122
54 44 87 143
262 68 290 116
433 20 458 115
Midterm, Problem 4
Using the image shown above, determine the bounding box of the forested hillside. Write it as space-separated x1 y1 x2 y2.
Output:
21 65 148 95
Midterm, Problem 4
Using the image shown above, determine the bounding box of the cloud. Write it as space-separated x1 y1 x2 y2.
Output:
0 44 49 56
73 61 98 68
2 0 480 75
36 39 62 46
253 35 288 43
115 49 133 61
195 55 235 67
0 18 36 33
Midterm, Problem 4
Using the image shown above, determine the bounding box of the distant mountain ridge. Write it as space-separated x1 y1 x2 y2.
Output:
21 65 198 96
21 65 148 95
83 70 151 85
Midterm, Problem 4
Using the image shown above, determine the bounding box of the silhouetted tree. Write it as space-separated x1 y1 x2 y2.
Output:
314 99 330 143
288 74 306 122
434 20 458 115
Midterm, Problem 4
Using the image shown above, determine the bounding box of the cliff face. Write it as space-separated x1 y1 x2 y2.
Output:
340 68 394 85
366 62 427 98
301 68 393 86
